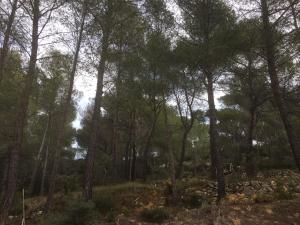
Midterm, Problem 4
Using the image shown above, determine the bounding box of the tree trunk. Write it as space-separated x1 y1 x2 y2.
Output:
288 0 299 30
206 72 226 200
0 161 8 202
142 119 157 181
163 99 177 202
83 31 109 201
111 114 119 179
45 3 87 212
130 116 137 181
29 113 51 195
124 142 130 180
261 0 300 171
176 130 189 179
0 0 40 221
40 137 50 196
245 109 256 177
0 0 18 83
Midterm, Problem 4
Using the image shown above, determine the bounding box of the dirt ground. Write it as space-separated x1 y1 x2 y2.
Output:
115 194 300 225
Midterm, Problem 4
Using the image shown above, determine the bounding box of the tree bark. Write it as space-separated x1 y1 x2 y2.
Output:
45 3 87 212
176 128 191 179
261 0 300 171
29 113 51 195
0 0 18 83
130 115 137 181
142 118 157 181
83 31 109 201
40 137 50 196
163 98 177 202
0 0 40 222
0 161 8 202
206 72 226 200
288 0 299 30
245 108 256 177
111 113 119 179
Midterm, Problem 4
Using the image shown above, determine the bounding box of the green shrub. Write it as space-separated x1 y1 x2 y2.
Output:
42 200 97 225
184 194 203 208
274 182 294 200
55 175 79 194
66 200 97 225
40 213 69 225
9 192 22 216
93 195 115 213
253 192 273 203
140 208 169 223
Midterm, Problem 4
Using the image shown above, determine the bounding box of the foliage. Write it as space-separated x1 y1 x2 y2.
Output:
41 200 97 225
140 207 169 223
93 195 115 213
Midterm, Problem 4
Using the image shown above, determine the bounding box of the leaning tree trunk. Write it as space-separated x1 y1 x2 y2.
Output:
0 0 18 83
206 72 226 200
29 113 51 195
45 3 87 212
0 0 40 222
261 0 300 171
83 31 109 201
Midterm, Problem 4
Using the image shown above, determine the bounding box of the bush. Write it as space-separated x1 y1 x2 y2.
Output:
140 208 169 223
93 195 115 213
274 182 294 200
9 192 23 216
253 192 273 203
55 175 79 194
41 200 97 225
40 213 69 225
66 200 97 224
184 194 203 208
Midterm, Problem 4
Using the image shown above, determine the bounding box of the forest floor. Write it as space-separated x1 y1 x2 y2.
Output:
9 170 300 225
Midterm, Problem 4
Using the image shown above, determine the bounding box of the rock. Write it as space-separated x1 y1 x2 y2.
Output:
251 181 261 189
294 185 300 193
244 181 250 186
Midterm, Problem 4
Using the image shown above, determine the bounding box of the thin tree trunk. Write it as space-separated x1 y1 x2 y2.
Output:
124 128 132 180
288 0 299 30
29 113 51 195
176 130 189 179
0 0 40 222
124 140 130 180
83 31 109 201
163 99 177 202
0 0 18 83
130 114 137 181
131 145 137 181
40 137 50 196
261 0 300 171
245 109 256 177
206 72 226 200
142 119 157 181
0 161 8 202
45 3 87 212
111 113 119 179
